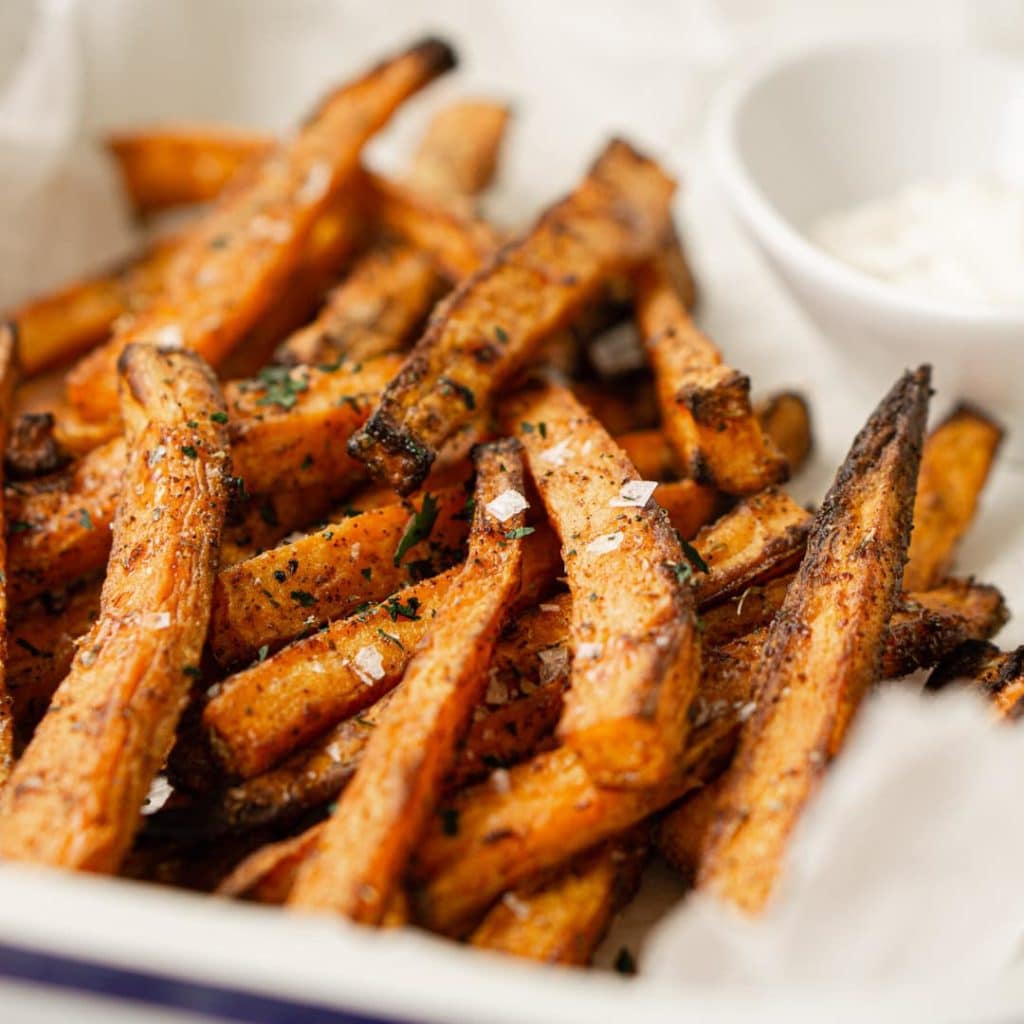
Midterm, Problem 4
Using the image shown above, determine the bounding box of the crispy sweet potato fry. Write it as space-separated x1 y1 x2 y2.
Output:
754 392 813 476
276 242 443 367
107 124 272 216
6 412 71 480
66 38 456 428
349 140 676 494
690 488 811 607
0 324 17 781
636 257 788 494
9 238 178 376
407 101 511 203
209 483 470 667
288 441 527 919
926 640 1024 720
470 832 649 965
0 344 231 869
614 429 678 481
903 403 1003 592
697 367 930 913
200 523 562 778
224 355 400 493
508 381 700 787
656 779 726 885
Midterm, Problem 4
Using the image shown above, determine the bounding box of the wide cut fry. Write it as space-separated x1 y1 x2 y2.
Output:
0 324 17 782
0 344 230 870
697 367 930 914
349 139 676 494
927 640 1024 720
107 124 271 216
636 255 788 494
470 831 648 965
509 382 700 787
209 483 469 667
288 440 527 919
903 403 1003 592
199 524 562 779
66 38 456 428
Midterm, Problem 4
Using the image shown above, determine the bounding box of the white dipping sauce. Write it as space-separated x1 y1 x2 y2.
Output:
810 176 1024 310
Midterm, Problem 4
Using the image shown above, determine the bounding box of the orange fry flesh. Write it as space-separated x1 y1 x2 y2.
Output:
0 344 231 870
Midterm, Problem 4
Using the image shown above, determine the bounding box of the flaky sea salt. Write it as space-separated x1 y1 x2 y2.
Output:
541 438 573 467
351 645 385 685
485 488 530 523
610 480 658 508
586 531 624 556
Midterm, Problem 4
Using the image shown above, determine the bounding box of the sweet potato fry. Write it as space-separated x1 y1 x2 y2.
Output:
656 779 726 885
107 124 271 216
275 242 444 367
926 640 1024 720
614 429 678 481
636 256 788 494
66 38 457 428
288 440 527 919
508 381 701 787
349 139 676 494
200 523 562 778
5 412 71 480
689 488 811 607
903 403 1003 592
0 324 17 781
755 392 814 476
407 101 511 203
470 831 649 965
697 367 930 913
0 344 231 870
9 238 178 376
224 355 401 493
217 827 320 903
208 483 470 667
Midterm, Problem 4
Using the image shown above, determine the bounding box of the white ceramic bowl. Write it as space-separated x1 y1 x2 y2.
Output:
710 38 1024 449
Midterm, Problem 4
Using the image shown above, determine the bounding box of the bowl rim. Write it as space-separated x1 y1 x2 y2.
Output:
709 34 1024 333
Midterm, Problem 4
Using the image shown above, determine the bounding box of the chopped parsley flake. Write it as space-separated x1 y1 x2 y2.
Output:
386 596 421 621
78 508 93 530
210 411 229 424
257 644 269 663
181 445 198 459
255 365 308 411
505 526 535 540
376 628 404 650
394 494 439 566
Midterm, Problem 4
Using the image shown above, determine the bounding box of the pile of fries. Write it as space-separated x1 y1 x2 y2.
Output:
0 37 1016 967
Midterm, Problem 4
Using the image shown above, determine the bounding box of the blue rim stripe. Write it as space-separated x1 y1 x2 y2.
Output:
0 940 410 1024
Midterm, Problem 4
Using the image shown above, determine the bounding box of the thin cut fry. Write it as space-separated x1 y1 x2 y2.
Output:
697 367 930 913
470 832 648 965
349 139 676 494
0 344 231 869
107 124 272 216
66 38 457 428
407 101 511 203
10 238 178 376
288 440 527 920
0 324 18 782
754 392 814 476
509 381 701 787
903 403 1003 591
926 640 1024 720
636 255 788 494
199 524 562 779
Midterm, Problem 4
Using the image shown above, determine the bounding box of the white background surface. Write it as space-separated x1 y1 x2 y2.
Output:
4 1 1024 1021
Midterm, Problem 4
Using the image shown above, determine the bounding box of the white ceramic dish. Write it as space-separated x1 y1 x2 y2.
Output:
710 38 1024 452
